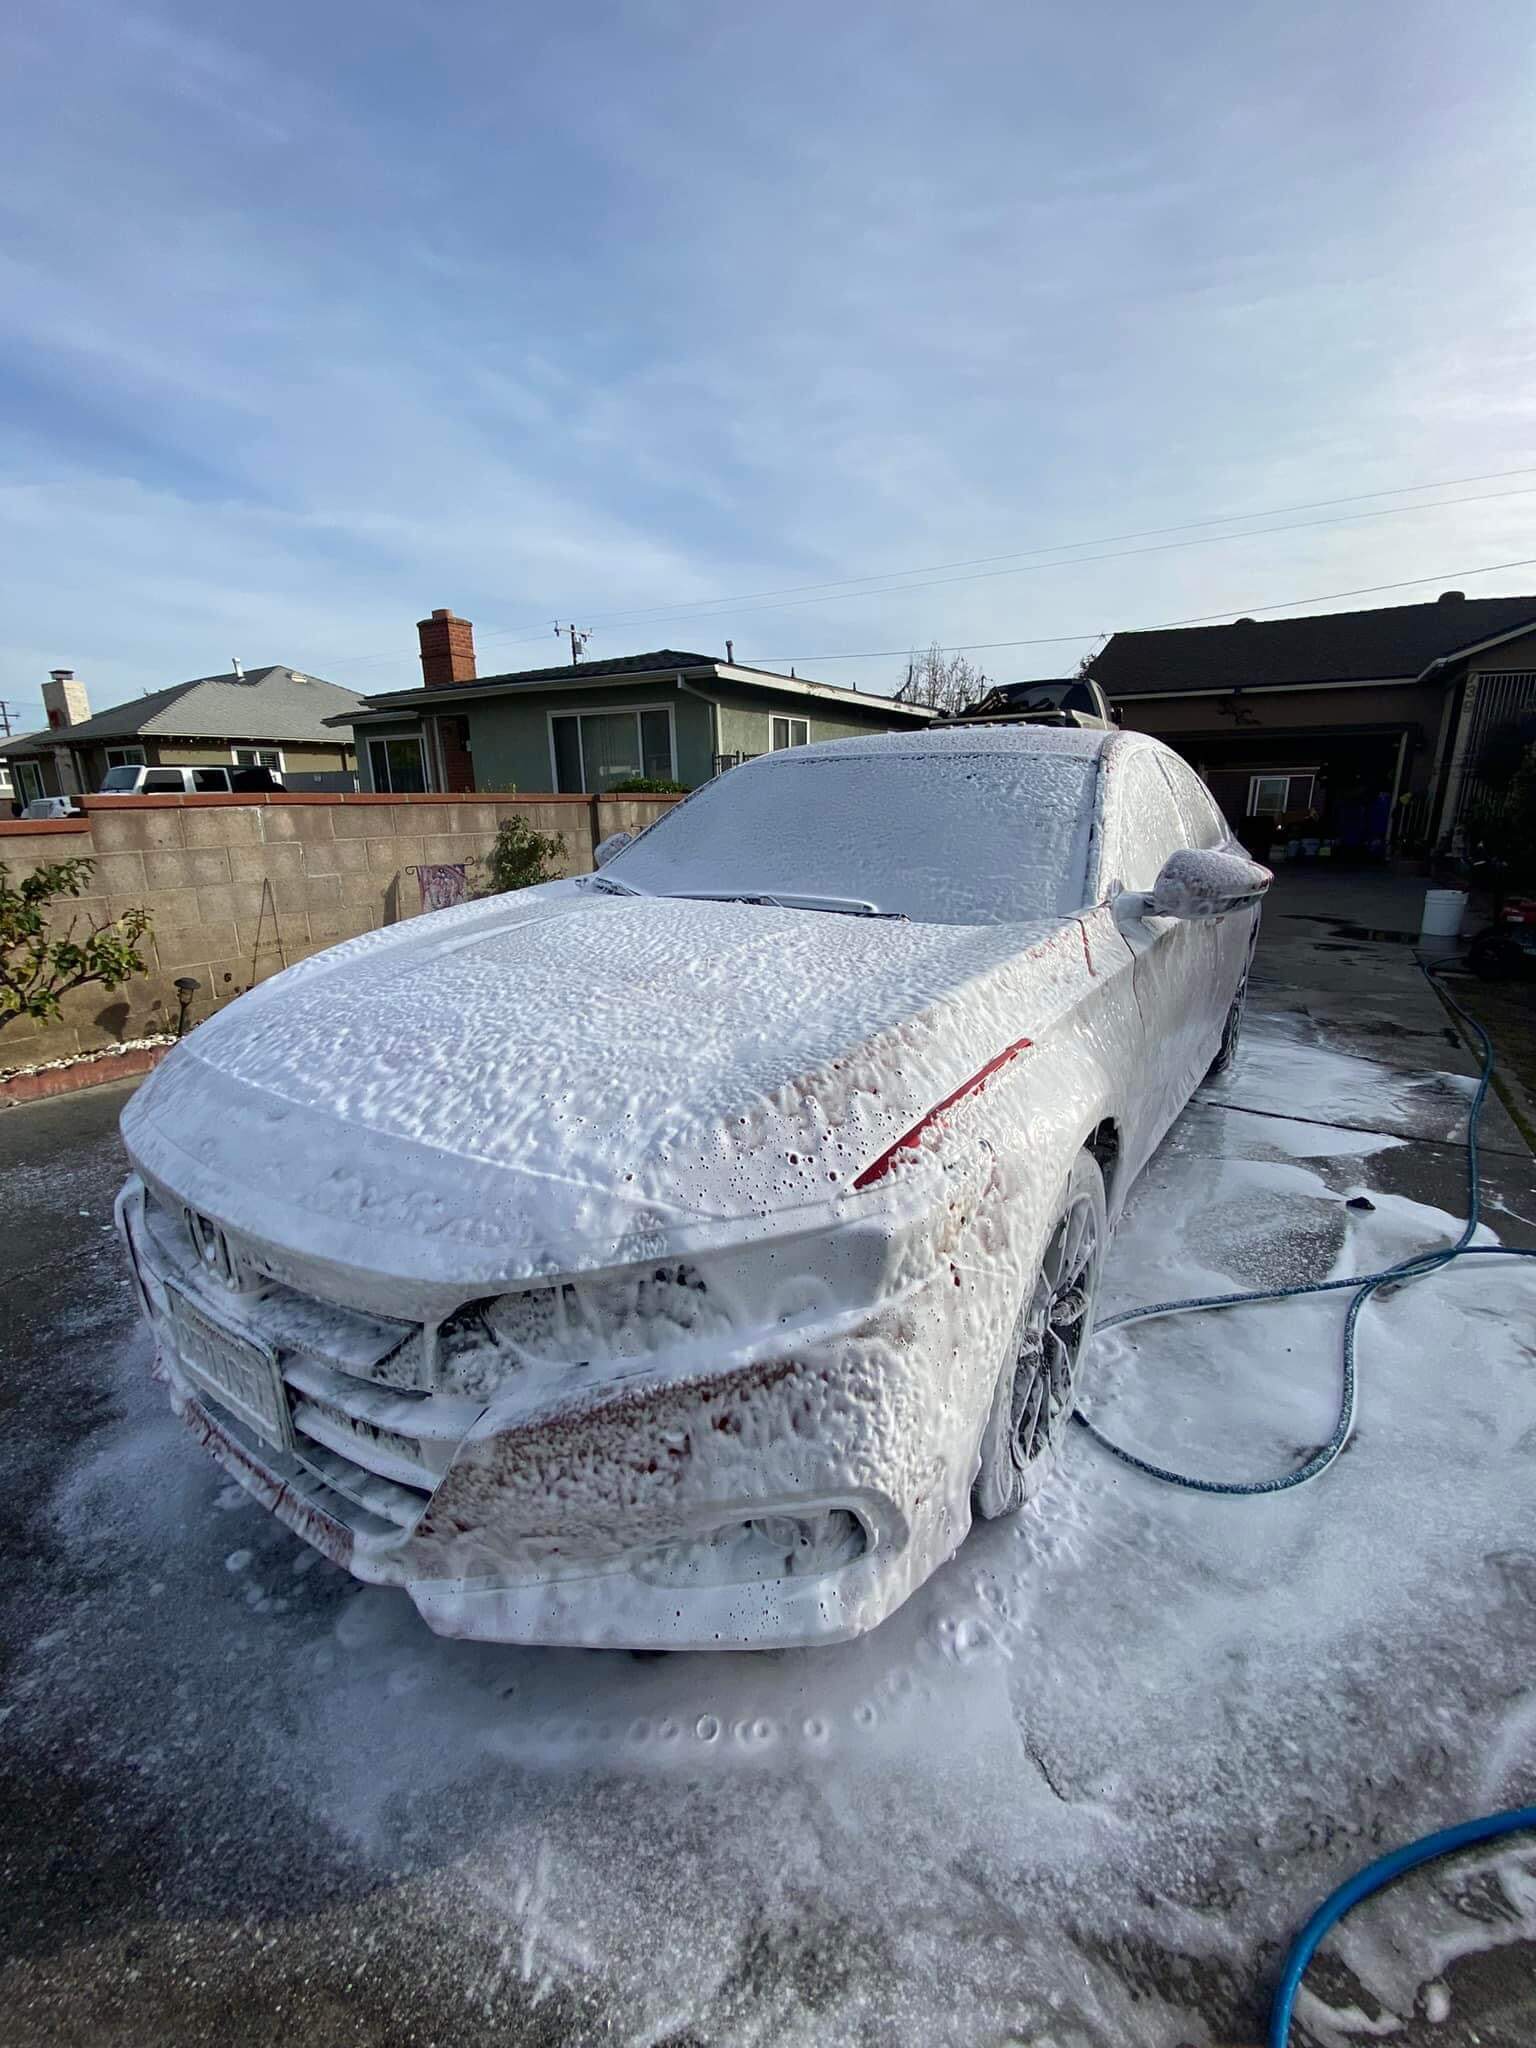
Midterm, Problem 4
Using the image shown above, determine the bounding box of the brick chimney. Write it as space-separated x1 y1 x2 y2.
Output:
43 669 91 730
417 608 476 688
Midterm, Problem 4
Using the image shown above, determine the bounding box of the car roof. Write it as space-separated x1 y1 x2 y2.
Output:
742 721 1130 765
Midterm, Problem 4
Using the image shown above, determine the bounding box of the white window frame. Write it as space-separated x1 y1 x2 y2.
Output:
368 734 430 794
546 703 677 793
770 715 810 750
105 745 146 769
231 746 285 771
1247 771 1317 819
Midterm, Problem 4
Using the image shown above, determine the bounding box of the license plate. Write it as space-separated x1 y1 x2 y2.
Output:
164 1282 293 1452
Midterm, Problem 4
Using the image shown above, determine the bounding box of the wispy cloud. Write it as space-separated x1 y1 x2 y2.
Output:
1 0 1533 719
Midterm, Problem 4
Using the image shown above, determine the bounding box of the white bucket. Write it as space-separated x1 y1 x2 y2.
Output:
1420 888 1467 939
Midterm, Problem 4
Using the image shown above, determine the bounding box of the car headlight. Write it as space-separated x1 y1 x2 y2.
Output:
405 1262 739 1400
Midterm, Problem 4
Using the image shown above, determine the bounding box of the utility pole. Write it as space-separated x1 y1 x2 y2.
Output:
554 622 591 664
0 700 15 737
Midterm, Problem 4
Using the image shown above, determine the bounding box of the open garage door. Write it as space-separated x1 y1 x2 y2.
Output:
1163 727 1410 862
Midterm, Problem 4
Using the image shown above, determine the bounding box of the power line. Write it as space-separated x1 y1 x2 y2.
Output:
474 465 1536 642
326 461 1536 670
750 553 1536 666
583 484 1536 639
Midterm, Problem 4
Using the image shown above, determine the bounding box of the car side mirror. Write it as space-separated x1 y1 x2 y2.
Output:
1146 847 1272 920
594 830 634 869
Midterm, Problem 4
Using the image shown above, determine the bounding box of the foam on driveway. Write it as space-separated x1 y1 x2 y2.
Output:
3 1008 1536 2046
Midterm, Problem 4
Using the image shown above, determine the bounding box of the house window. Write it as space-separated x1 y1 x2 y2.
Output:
234 747 283 771
368 736 429 793
549 707 674 792
770 716 810 750
105 746 146 769
1247 772 1316 818
14 761 45 805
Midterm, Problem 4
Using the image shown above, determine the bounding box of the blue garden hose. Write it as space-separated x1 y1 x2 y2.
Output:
1068 962 1536 2039
1268 1806 1536 2046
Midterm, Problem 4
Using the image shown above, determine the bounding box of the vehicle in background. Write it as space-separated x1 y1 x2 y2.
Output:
1467 896 1536 980
117 725 1268 1651
98 763 286 795
945 676 1116 731
20 794 85 820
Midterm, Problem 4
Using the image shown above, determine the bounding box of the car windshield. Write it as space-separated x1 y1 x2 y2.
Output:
99 766 140 791
605 744 1097 925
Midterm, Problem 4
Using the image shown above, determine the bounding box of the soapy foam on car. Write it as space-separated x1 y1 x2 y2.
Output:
118 728 1127 1293
115 725 1255 1650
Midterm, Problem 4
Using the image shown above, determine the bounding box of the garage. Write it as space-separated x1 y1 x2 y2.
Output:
1087 588 1536 859
1161 723 1413 861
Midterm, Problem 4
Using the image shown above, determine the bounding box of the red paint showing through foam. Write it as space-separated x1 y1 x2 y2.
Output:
853 1036 1034 1189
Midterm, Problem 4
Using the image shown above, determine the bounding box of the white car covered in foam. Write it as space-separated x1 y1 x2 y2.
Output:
116 725 1269 1649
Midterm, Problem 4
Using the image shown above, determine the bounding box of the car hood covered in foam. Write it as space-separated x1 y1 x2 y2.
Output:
122 883 1095 1290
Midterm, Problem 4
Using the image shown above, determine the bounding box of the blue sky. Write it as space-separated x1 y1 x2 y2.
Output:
2 0 1533 721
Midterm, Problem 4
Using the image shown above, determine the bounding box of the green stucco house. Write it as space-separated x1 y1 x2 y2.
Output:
337 610 934 795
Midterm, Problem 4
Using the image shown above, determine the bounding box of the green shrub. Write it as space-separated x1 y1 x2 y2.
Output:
1 858 152 1030
480 814 566 894
605 775 688 794
1466 742 1536 886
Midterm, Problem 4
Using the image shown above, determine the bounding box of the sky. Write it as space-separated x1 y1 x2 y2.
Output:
1 0 1534 725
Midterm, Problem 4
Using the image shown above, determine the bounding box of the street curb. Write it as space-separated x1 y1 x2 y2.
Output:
0 1043 171 1108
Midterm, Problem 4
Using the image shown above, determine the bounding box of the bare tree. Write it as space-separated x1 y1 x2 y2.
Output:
895 642 988 714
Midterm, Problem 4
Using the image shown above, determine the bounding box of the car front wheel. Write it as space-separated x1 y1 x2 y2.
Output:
973 1150 1106 1519
1207 975 1248 1077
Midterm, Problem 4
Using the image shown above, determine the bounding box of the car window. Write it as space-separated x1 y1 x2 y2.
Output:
142 771 185 793
192 767 231 792
1160 755 1228 850
608 739 1098 925
1109 750 1188 893
100 766 141 792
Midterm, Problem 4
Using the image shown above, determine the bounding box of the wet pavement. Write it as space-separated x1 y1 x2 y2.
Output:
2 876 1534 2047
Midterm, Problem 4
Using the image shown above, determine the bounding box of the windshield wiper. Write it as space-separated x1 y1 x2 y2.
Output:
579 874 648 898
665 889 906 919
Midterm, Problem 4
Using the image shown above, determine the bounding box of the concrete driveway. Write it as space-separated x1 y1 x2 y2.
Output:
2 871 1534 2047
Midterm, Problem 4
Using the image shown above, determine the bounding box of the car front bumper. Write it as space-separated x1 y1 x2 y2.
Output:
117 1174 994 1650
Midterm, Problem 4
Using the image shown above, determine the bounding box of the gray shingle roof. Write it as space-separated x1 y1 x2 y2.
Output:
354 650 725 711
349 649 934 722
1 667 364 757
475 648 719 689
1088 593 1536 697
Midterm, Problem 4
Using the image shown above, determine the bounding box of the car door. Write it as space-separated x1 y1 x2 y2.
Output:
1159 752 1257 1056
1107 748 1218 1169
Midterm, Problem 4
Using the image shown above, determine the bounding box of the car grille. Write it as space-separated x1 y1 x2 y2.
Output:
135 1189 484 1544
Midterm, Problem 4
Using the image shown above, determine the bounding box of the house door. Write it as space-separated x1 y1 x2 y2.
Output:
435 716 475 793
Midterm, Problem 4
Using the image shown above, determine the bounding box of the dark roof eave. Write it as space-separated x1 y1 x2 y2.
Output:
347 661 935 722
350 665 718 713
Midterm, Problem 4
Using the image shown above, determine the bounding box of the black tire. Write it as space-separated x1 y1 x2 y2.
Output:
1207 976 1248 1078
973 1152 1106 1519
